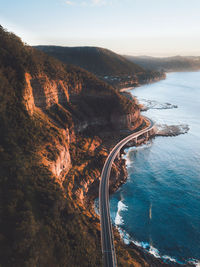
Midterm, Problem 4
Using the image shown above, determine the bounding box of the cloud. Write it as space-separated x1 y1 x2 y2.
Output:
91 0 107 6
65 0 111 7
65 0 75 5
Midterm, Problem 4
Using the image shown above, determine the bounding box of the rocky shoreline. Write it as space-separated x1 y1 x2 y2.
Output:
155 124 190 136
105 125 193 266
88 82 192 266
96 93 192 266
94 125 193 266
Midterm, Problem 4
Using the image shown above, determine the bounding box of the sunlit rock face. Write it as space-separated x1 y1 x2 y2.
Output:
23 73 73 181
40 138 71 184
22 66 145 196
111 109 142 131
23 73 70 112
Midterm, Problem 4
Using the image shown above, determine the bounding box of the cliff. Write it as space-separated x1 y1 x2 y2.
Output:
21 68 143 203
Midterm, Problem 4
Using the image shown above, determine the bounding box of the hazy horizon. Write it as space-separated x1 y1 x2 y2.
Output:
1 0 200 57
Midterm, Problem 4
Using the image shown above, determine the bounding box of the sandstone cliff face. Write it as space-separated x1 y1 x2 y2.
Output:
40 134 71 184
111 109 142 131
67 137 128 206
23 72 144 133
23 73 72 180
24 73 70 113
23 73 35 115
22 71 144 199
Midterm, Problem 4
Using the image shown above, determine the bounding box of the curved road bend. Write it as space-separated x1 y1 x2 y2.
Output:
99 117 154 267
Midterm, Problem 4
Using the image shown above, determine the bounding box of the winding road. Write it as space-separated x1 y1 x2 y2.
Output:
99 117 154 267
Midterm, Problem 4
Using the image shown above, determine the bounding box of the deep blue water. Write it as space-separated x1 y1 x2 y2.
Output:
109 72 200 265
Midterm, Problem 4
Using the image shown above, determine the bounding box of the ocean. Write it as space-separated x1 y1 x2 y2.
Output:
109 72 200 266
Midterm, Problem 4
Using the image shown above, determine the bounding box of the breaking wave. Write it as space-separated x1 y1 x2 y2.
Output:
124 141 152 167
115 200 128 226
114 224 199 266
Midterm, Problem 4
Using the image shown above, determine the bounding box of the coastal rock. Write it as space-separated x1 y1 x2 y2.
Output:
137 98 178 111
155 124 189 136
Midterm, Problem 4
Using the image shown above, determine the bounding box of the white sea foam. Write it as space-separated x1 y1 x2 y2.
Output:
96 197 198 266
115 200 128 226
189 259 200 267
114 226 199 266
125 142 152 167
124 153 132 167
116 227 131 245
149 245 160 258
115 212 123 225
162 255 177 263
132 141 152 151
134 241 178 263
140 241 150 249
132 239 143 247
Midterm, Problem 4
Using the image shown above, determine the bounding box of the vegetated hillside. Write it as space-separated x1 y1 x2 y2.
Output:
124 55 200 72
34 45 144 76
0 25 149 267
34 45 165 88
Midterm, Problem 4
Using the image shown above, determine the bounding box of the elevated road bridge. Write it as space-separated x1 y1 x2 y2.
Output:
99 116 155 267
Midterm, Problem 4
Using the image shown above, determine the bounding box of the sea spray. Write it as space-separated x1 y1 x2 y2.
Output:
115 200 128 226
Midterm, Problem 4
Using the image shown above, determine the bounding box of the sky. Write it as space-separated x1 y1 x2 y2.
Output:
1 0 200 56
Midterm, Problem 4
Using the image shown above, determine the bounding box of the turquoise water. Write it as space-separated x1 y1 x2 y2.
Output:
109 72 200 265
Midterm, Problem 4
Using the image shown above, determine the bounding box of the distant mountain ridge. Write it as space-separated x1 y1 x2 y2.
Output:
124 55 200 72
34 46 144 76
34 45 165 89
